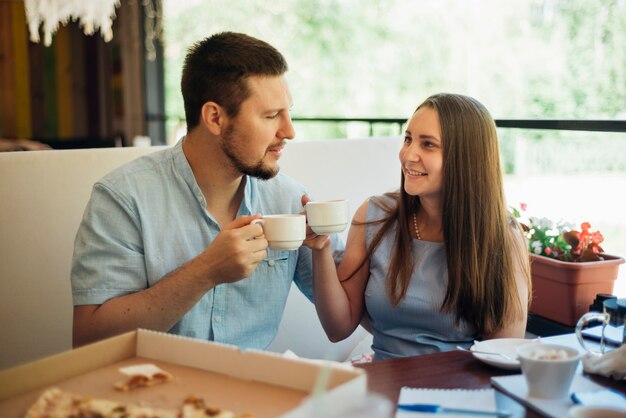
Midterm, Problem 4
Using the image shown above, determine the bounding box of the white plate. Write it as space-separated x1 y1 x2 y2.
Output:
470 338 538 370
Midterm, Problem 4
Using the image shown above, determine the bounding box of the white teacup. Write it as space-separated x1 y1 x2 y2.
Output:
517 343 583 400
305 199 349 235
252 214 306 250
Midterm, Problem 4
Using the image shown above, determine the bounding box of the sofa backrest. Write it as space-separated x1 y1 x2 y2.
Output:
0 137 402 369
0 146 168 369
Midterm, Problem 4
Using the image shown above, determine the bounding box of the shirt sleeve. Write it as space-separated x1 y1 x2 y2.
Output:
71 182 148 305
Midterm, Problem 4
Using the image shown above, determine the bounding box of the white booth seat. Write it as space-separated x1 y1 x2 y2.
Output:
0 136 403 369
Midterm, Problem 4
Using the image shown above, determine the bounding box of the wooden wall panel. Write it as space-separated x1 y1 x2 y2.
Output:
127 2 145 143
116 0 145 145
54 25 73 137
110 9 125 141
0 2 17 138
98 38 114 138
42 37 58 138
84 35 100 138
29 42 45 138
0 2 150 145
11 2 32 138
69 24 87 137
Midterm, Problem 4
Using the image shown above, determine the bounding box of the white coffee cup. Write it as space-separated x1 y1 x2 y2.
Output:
252 214 306 250
517 343 583 399
305 199 349 235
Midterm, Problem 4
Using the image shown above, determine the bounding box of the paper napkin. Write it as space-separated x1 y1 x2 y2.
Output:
582 345 626 380
396 387 497 418
572 388 626 409
491 373 605 418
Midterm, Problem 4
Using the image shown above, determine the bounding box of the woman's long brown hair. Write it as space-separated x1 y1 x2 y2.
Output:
355 93 531 337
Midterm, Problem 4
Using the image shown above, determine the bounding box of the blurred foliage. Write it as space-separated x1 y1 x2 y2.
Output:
162 0 626 170
500 129 626 175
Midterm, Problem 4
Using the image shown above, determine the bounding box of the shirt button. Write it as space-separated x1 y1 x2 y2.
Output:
268 259 275 266
215 315 222 322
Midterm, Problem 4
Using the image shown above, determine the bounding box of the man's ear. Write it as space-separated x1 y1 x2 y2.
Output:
200 102 226 135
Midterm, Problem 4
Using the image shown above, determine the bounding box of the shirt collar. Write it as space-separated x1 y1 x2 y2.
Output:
173 137 205 206
175 136 256 217
240 175 254 216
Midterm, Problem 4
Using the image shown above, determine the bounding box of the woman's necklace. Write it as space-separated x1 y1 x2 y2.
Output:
412 212 422 240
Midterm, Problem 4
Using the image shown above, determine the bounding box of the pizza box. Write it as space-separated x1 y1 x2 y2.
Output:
0 329 366 417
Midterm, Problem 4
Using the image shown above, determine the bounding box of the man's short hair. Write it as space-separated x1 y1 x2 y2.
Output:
181 32 288 130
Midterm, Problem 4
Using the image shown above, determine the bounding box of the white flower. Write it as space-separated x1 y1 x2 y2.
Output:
530 216 554 229
547 227 560 236
531 241 543 254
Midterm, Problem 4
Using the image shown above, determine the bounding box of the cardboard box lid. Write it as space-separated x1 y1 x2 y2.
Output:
0 329 366 417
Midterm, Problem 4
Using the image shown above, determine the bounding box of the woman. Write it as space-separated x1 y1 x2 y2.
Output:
310 93 531 361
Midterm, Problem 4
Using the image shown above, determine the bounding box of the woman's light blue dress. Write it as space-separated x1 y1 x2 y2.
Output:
365 197 477 360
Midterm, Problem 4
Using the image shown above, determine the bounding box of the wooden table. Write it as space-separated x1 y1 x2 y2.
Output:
357 349 625 417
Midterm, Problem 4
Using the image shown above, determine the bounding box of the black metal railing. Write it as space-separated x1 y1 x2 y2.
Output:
165 115 626 139
494 119 626 133
291 117 626 135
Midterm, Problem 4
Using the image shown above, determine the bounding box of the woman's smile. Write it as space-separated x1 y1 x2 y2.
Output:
404 167 427 178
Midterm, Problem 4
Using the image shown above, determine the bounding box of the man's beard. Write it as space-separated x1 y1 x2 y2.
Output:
221 124 279 180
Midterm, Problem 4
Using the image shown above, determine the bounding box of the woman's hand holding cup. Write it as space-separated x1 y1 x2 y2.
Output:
300 195 348 251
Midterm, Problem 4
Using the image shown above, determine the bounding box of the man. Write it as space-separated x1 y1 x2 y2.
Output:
71 32 340 348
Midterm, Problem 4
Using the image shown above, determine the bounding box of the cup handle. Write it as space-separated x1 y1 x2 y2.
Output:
575 312 610 355
250 219 265 240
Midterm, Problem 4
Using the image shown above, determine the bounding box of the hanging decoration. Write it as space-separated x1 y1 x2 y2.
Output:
24 0 121 46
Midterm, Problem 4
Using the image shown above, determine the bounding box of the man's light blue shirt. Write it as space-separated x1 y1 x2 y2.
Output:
71 139 342 350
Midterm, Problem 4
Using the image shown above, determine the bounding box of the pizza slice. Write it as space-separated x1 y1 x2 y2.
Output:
113 363 173 391
23 387 180 418
23 387 81 418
